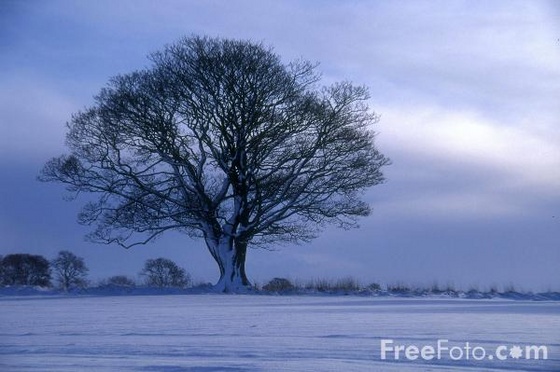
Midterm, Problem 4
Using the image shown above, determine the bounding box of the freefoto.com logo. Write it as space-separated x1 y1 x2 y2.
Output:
380 339 548 361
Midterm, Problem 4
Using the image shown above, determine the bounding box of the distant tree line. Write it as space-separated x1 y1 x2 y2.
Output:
100 258 191 289
1 253 551 297
0 252 191 290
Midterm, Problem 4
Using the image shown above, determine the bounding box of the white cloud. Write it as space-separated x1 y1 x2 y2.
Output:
375 103 560 219
383 105 559 187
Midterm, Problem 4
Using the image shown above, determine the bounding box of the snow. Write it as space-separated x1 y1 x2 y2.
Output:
0 295 558 371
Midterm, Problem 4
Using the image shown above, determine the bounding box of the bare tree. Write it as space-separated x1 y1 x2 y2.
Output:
0 254 51 287
40 35 389 292
51 250 89 291
140 258 190 288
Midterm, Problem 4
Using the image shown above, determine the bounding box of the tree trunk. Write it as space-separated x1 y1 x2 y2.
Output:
206 236 251 293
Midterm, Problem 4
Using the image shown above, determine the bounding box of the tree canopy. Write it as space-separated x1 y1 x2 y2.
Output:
0 254 51 287
40 35 389 292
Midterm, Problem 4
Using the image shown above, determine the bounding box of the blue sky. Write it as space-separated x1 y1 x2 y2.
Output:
1 0 559 290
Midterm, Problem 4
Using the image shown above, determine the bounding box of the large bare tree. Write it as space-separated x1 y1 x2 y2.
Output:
40 36 389 292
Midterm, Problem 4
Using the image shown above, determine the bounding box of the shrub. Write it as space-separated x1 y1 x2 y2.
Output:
387 282 412 293
308 278 330 292
305 277 361 293
366 282 382 292
333 277 361 292
103 275 137 288
263 277 295 292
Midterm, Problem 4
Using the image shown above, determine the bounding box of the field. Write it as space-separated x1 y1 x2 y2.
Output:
0 294 559 371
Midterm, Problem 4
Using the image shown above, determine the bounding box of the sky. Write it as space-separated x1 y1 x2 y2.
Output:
0 0 559 291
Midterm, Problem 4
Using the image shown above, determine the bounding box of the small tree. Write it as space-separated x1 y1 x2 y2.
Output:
140 258 190 288
51 250 89 291
0 254 51 287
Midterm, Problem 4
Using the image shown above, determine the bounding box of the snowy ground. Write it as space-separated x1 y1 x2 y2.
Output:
0 295 558 371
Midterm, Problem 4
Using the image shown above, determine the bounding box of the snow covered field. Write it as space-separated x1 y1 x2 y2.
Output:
0 295 558 371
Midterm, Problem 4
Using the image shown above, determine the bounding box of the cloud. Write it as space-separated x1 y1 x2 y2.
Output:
384 105 560 187
374 103 560 221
